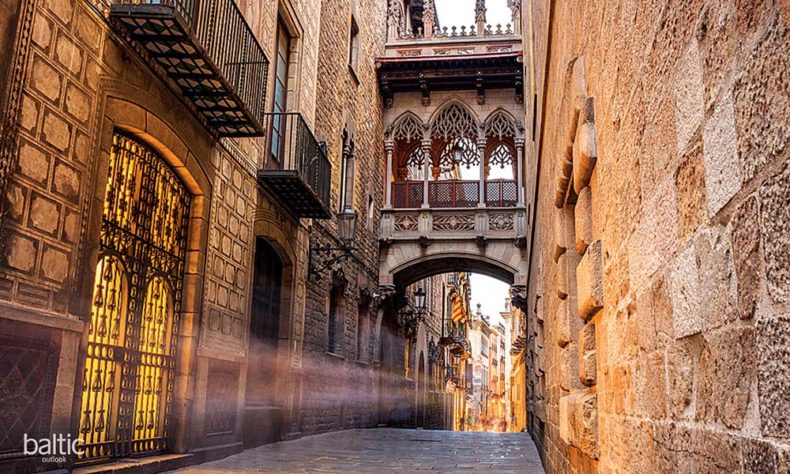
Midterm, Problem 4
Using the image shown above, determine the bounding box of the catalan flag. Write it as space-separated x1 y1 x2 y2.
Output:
452 295 465 322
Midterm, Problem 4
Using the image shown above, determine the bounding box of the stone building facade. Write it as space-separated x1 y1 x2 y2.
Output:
0 0 441 472
521 0 790 472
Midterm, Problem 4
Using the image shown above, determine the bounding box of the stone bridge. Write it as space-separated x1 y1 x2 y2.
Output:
379 206 530 288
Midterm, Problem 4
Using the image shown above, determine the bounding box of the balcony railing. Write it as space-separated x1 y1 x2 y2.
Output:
390 179 517 209
429 180 479 208
485 180 518 207
258 113 332 219
109 0 269 137
392 181 424 209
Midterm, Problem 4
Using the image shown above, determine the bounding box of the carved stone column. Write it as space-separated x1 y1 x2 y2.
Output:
421 138 432 208
477 136 487 207
385 140 394 208
516 137 525 207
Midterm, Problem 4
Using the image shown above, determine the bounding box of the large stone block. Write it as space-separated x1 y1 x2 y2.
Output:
731 195 761 320
560 343 582 392
55 33 82 76
759 163 790 304
733 23 790 183
575 186 593 255
558 297 581 348
756 316 790 438
573 97 597 193
31 57 62 103
669 244 702 338
41 245 70 284
674 141 707 245
674 40 705 156
559 392 599 459
18 141 50 185
696 327 755 429
53 160 81 203
703 93 741 215
696 228 738 331
666 340 695 420
579 323 596 386
5 232 38 274
65 82 91 125
42 111 72 152
577 240 603 321
29 194 61 236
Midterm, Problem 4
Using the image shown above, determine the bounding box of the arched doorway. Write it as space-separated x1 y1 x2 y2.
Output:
244 238 285 447
79 132 191 462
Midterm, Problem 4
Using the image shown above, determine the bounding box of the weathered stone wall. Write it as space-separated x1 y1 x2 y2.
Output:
297 0 390 436
525 0 790 472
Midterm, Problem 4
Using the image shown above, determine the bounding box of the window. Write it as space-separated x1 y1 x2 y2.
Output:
270 20 291 165
328 284 345 354
348 15 360 73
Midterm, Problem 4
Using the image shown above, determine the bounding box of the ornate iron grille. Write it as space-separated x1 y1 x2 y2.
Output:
392 181 424 208
485 179 517 207
428 180 479 208
79 133 190 462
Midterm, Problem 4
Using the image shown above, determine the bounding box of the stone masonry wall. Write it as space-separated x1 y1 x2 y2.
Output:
297 0 390 436
526 0 790 472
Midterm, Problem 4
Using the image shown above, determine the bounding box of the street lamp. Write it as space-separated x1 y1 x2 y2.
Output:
336 209 358 245
308 210 359 279
414 287 426 310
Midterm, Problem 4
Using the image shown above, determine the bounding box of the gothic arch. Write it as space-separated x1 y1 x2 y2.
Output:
483 108 523 140
429 100 480 140
390 111 426 142
386 251 522 288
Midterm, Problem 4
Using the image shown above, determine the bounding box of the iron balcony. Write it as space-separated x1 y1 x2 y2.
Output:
109 0 269 137
258 113 332 220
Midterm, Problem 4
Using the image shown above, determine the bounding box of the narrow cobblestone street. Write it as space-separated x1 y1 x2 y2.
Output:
171 429 543 473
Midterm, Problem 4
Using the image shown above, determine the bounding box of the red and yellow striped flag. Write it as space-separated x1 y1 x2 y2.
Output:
452 295 464 322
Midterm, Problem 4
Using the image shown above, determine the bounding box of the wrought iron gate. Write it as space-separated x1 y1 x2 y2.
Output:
79 133 191 461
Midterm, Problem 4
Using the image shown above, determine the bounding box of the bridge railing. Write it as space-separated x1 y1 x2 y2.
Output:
390 179 517 209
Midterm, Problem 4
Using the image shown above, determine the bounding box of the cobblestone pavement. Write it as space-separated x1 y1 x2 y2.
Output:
171 428 544 473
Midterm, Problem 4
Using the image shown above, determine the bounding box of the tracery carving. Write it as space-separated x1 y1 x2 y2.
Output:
433 215 476 232
431 103 478 140
489 213 515 231
394 214 419 232
392 113 424 143
438 137 480 171
484 110 520 140
488 144 515 169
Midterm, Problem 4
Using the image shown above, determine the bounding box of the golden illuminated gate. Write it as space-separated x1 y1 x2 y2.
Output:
79 133 190 461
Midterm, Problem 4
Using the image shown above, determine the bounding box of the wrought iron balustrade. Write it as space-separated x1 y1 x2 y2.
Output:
392 181 424 208
391 179 517 208
109 0 269 137
485 179 518 207
429 180 479 208
258 113 332 219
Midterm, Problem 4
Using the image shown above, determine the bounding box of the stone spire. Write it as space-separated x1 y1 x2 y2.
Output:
387 0 404 40
423 0 436 38
508 0 521 35
475 0 487 33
